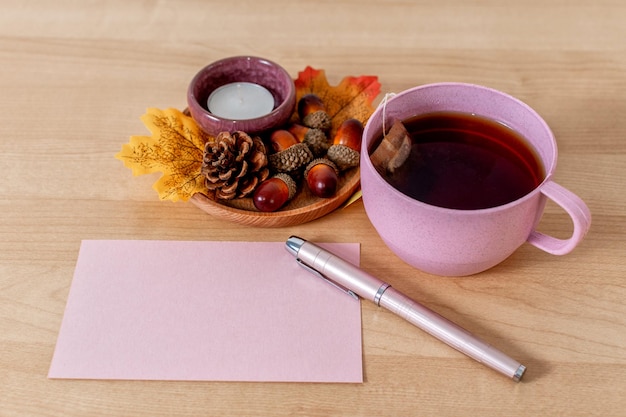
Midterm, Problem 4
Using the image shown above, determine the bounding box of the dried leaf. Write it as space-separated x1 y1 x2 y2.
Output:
294 67 381 136
116 108 212 202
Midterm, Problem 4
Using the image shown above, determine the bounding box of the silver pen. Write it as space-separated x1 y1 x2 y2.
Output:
285 236 526 382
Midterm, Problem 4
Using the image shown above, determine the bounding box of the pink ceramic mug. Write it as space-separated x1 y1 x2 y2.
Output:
360 83 592 276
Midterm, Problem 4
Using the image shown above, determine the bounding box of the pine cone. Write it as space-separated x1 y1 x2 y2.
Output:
201 131 270 200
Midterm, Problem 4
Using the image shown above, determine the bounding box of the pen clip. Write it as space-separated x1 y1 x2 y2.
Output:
296 259 359 300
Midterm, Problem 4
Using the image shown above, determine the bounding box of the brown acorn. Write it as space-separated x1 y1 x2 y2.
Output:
267 129 313 174
269 130 298 152
326 118 363 171
287 123 329 157
297 94 332 131
252 173 297 212
304 158 339 198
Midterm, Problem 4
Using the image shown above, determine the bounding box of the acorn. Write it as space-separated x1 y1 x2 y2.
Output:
297 94 332 131
287 123 329 157
304 158 340 198
252 173 297 212
268 129 313 174
327 118 363 171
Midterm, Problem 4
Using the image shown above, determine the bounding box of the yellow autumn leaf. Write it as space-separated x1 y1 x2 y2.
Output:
116 108 211 202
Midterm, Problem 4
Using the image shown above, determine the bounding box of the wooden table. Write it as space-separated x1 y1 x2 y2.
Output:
1 1 624 416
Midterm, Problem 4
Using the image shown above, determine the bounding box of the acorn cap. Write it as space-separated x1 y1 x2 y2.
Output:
302 128 330 157
273 173 298 200
304 157 339 179
326 144 360 171
302 111 332 131
268 142 314 173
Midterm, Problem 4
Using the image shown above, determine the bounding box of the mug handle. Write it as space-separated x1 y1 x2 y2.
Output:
527 180 592 255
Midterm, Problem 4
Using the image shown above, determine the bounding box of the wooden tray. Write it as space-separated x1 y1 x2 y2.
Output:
190 167 360 227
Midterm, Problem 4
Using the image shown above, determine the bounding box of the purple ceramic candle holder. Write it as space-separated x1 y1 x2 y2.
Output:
187 56 296 136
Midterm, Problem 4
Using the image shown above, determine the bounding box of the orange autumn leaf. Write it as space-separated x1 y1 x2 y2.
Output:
294 67 381 136
115 108 211 202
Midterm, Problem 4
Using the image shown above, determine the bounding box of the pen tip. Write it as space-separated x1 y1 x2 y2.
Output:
512 364 526 382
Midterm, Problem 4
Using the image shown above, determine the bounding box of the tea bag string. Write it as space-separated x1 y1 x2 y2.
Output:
380 92 396 138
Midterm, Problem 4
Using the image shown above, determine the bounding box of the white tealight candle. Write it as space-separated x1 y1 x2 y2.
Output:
207 82 275 120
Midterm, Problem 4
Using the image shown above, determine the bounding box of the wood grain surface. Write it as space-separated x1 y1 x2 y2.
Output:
1 1 624 416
